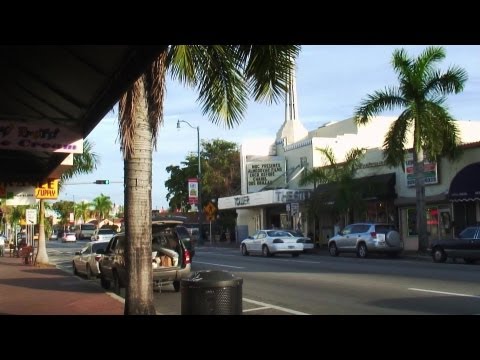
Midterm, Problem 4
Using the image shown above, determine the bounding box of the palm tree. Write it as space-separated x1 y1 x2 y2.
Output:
118 45 300 314
91 194 113 223
75 201 93 223
35 139 100 265
300 146 366 225
354 46 467 252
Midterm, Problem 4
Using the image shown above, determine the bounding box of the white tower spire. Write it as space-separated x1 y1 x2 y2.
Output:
276 60 308 145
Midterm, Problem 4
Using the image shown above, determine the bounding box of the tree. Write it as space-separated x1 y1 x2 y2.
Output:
35 139 100 265
299 146 366 225
118 45 300 314
75 201 93 223
165 139 240 211
354 46 467 252
91 194 113 222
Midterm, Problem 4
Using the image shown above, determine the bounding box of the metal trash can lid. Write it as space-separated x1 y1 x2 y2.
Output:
181 270 243 288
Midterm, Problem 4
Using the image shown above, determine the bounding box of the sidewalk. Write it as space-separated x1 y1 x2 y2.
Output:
0 255 124 315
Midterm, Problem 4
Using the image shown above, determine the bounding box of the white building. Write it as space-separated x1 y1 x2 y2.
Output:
218 66 480 250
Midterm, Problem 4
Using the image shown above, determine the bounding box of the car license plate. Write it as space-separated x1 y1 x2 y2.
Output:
288 246 294 249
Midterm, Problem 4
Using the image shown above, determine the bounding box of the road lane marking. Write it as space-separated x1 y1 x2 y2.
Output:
194 261 244 269
243 306 271 313
243 298 310 315
409 288 480 299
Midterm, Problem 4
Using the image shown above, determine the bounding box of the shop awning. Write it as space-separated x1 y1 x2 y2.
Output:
449 162 480 202
314 172 396 202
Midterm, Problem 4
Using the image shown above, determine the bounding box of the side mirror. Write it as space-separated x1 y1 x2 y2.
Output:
248 236 253 239
74 251 81 255
96 249 105 254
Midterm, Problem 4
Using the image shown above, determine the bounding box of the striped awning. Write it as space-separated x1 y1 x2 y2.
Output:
449 162 480 202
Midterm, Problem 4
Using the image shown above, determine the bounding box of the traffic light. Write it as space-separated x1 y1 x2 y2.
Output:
94 180 110 184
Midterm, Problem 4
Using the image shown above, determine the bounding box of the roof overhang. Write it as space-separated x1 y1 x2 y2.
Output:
0 45 167 184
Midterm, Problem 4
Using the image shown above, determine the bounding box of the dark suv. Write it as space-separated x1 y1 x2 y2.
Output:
98 220 192 294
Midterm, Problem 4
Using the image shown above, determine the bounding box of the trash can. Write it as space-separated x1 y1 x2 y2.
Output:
181 270 243 315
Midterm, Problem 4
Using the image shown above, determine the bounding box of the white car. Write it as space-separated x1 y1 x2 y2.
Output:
240 229 303 257
91 228 116 242
61 232 77 243
72 241 109 279
283 230 314 251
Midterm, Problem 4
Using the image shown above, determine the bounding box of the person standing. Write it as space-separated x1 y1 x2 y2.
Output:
0 233 5 257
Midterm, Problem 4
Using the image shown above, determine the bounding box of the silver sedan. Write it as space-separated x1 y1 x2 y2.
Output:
240 229 303 257
72 241 109 279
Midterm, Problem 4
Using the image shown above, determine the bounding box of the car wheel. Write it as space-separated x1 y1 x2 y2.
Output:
100 274 111 290
86 264 93 280
432 247 447 263
112 271 121 295
173 281 180 292
241 244 249 256
72 262 78 275
262 245 271 257
357 243 368 258
329 242 339 256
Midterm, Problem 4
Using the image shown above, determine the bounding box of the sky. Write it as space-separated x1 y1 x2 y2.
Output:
57 45 480 210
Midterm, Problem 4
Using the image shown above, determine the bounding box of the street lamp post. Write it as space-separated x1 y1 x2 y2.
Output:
177 119 203 245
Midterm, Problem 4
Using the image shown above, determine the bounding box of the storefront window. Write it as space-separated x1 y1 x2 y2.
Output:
407 207 440 237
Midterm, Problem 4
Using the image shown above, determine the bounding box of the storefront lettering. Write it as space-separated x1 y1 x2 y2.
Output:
234 196 250 206
274 190 311 203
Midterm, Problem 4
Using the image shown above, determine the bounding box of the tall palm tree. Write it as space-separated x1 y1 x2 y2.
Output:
354 46 467 252
35 139 100 265
300 147 366 225
91 194 113 222
119 45 300 314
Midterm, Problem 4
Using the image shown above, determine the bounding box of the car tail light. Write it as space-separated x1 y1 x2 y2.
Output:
94 255 102 262
273 239 284 243
183 249 191 265
370 232 377 238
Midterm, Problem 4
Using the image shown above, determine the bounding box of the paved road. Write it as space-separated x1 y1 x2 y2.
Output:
47 241 480 315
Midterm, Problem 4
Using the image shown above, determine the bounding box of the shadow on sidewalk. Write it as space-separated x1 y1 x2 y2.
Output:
0 277 101 293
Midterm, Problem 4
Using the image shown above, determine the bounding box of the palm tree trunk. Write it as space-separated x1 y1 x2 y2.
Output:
414 149 428 253
124 77 156 315
35 199 49 265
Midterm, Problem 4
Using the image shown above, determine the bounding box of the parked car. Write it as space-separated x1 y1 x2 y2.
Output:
283 229 314 252
328 223 403 258
72 240 110 279
431 226 480 264
91 228 116 242
61 232 77 243
99 221 192 294
240 229 304 257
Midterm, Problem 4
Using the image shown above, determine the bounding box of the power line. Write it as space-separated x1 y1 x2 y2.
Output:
62 181 123 185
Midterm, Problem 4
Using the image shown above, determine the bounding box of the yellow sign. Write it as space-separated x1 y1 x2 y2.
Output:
35 179 59 199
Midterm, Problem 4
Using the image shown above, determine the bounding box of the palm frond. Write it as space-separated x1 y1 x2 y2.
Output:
145 51 167 149
237 45 301 104
383 109 412 168
195 46 248 128
354 87 407 124
391 48 412 82
119 78 143 159
424 66 468 97
167 45 199 85
415 46 445 80
60 139 100 183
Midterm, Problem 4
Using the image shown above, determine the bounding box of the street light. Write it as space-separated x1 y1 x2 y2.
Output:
177 119 203 245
